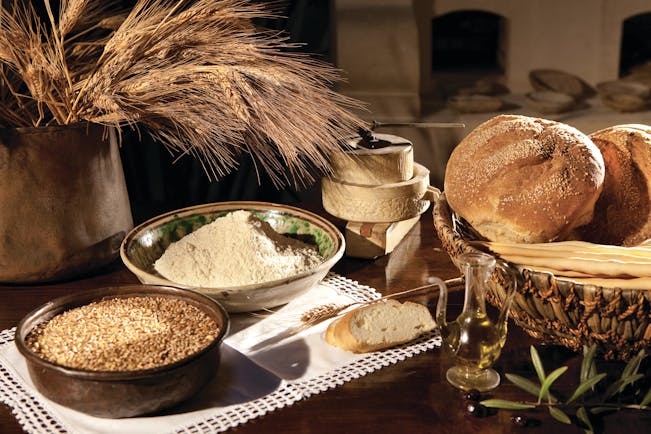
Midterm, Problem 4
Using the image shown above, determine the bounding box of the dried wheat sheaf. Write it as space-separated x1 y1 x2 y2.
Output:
0 0 365 185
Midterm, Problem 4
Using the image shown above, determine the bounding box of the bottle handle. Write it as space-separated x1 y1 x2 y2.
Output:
429 276 448 328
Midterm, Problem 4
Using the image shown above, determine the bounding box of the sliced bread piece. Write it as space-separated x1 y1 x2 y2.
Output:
325 299 435 353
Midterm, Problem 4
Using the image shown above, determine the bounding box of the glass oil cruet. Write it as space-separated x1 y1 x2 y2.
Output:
435 251 517 392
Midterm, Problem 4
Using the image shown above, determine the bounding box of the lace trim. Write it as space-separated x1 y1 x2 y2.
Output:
0 328 69 434
296 331 440 399
1 274 441 434
173 383 304 434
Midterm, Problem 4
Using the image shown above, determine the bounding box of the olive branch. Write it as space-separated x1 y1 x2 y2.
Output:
481 345 651 433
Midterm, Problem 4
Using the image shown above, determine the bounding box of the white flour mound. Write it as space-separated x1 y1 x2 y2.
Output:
154 210 323 287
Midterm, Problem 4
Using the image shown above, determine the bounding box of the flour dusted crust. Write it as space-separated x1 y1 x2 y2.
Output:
444 114 605 243
325 299 435 353
578 124 651 246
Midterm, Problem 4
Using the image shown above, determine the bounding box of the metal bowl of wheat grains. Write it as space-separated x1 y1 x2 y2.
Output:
15 284 229 418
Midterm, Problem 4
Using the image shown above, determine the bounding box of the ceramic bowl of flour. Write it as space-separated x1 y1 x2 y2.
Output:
120 201 345 312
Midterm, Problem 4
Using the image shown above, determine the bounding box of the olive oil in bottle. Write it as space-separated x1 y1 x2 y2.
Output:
436 252 517 391
443 310 507 371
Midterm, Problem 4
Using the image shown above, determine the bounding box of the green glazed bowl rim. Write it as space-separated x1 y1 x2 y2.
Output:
119 201 345 293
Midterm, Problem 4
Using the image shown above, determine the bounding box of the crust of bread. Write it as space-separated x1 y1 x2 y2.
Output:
444 114 605 243
579 124 651 246
324 299 435 353
325 310 366 352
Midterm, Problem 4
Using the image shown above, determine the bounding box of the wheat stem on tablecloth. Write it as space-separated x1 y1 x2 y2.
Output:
299 277 464 326
245 278 463 352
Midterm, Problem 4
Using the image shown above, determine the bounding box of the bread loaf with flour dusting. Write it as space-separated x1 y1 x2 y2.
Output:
444 114 605 243
325 299 435 353
579 124 651 246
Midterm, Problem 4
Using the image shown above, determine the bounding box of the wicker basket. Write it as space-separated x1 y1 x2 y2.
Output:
433 193 651 361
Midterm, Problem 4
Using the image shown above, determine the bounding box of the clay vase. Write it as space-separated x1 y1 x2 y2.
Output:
0 123 134 283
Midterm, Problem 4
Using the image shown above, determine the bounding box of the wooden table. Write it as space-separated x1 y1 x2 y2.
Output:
1 210 649 433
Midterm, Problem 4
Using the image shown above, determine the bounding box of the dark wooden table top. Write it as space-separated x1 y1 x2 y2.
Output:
1 210 649 433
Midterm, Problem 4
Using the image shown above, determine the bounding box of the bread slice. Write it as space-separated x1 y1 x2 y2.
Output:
325 299 435 353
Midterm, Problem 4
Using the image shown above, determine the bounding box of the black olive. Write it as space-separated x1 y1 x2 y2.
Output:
464 401 487 418
463 389 481 401
511 415 529 427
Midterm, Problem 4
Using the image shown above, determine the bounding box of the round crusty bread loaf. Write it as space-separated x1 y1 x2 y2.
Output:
578 124 651 246
444 114 605 243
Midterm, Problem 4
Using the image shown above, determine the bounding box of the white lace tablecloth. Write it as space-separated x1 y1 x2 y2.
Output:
0 273 441 434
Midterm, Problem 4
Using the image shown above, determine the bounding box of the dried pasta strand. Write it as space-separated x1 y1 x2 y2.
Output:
475 240 651 262
500 254 651 278
556 276 651 290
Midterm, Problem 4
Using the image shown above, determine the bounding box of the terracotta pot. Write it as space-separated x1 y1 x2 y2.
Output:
0 123 133 283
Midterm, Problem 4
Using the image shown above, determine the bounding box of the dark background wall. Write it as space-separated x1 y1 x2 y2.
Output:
117 0 333 223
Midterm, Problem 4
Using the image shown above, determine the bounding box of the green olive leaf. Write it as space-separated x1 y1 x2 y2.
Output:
576 406 594 433
621 349 645 380
538 366 568 403
566 373 607 404
480 399 536 410
504 373 542 396
581 345 598 383
505 373 558 403
640 386 651 408
604 374 645 399
494 346 648 429
531 345 546 384
549 406 572 424
604 379 624 400
589 406 614 415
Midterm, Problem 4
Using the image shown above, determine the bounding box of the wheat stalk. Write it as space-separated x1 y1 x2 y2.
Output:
300 278 465 326
58 0 89 37
0 0 365 187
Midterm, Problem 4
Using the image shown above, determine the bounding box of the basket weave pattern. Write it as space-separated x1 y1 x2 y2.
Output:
433 194 651 361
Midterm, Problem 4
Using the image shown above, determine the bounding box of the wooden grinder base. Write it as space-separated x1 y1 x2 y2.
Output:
344 215 422 259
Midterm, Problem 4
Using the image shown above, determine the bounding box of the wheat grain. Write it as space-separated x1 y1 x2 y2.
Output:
59 0 89 36
97 13 127 30
26 296 219 371
300 303 354 325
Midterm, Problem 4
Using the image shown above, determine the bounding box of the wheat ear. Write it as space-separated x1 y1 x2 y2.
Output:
300 277 464 326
